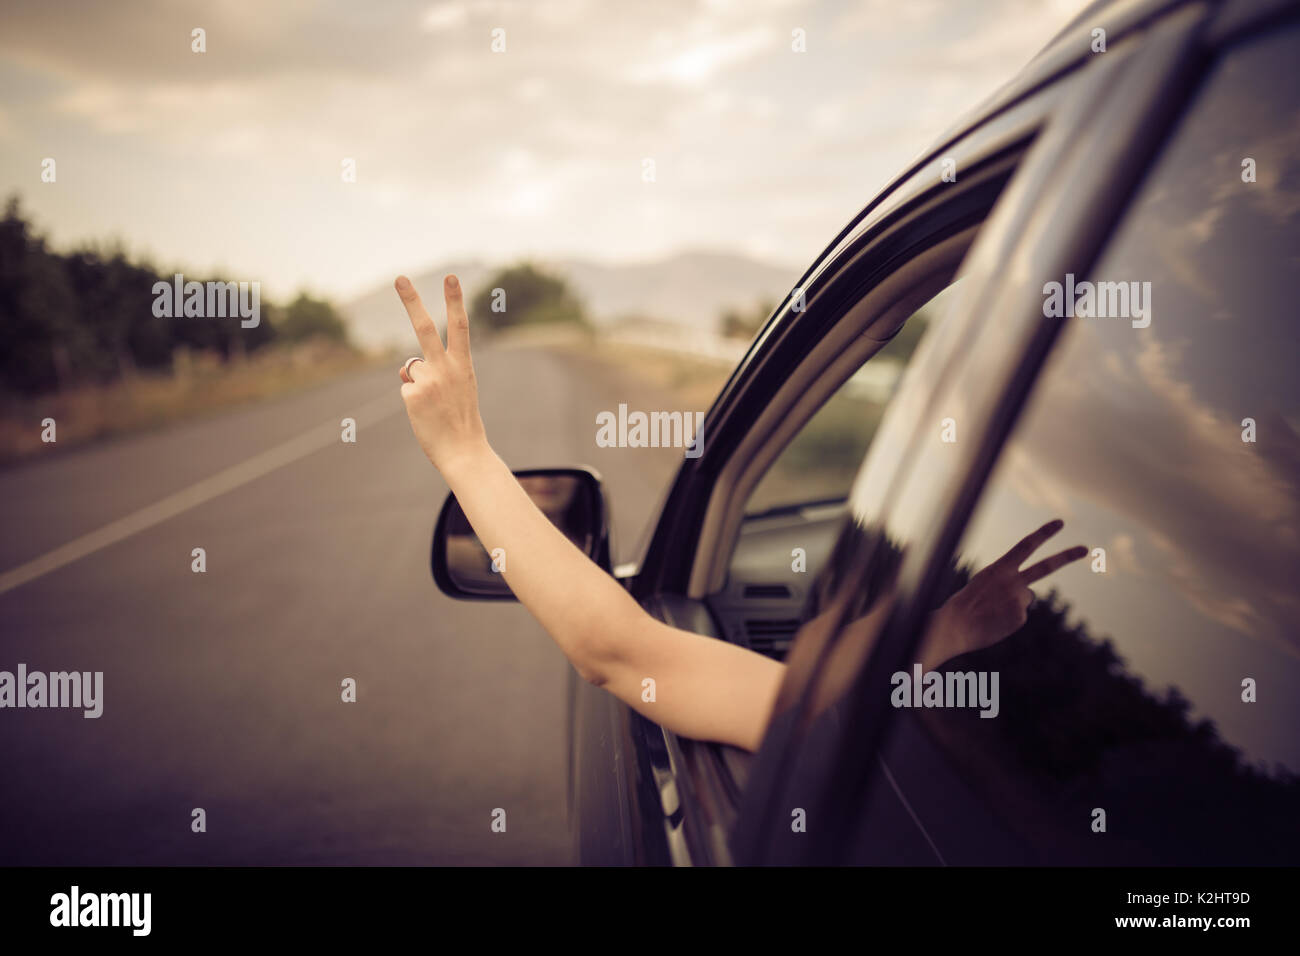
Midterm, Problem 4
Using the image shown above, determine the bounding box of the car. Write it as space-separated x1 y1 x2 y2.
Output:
431 0 1300 865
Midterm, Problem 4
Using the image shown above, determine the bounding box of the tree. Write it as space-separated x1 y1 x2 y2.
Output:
719 298 776 340
469 262 586 334
271 292 350 345
0 197 81 393
0 194 348 397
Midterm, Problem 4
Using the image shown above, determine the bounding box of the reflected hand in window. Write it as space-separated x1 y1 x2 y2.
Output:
920 519 1087 669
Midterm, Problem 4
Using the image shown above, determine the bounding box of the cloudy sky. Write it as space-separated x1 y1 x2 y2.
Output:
0 0 1087 301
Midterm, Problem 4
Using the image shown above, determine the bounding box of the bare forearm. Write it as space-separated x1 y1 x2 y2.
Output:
394 273 784 751
442 440 642 685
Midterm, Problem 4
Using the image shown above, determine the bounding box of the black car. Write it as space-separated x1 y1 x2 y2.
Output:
433 0 1300 865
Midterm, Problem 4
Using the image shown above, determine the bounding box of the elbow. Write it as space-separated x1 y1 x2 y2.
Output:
568 600 643 690
571 630 617 689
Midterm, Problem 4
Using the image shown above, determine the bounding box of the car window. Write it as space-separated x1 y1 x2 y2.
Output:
744 283 960 516
894 25 1300 865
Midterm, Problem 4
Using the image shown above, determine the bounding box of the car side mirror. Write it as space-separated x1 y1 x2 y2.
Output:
431 466 612 600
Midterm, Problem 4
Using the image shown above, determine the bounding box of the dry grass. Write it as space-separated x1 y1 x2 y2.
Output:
0 341 383 464
552 338 735 412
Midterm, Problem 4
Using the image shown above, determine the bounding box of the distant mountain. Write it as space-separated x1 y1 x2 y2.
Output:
340 250 800 351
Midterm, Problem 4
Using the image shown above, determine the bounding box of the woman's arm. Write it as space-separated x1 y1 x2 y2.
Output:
396 274 785 752
394 274 1085 753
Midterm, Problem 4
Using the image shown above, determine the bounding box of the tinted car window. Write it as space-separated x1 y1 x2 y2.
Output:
905 26 1300 864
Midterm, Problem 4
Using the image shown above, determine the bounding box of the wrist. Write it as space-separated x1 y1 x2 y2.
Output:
919 604 959 671
437 435 495 487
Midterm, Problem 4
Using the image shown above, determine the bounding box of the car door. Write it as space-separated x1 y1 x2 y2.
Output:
729 0 1299 866
569 39 1101 866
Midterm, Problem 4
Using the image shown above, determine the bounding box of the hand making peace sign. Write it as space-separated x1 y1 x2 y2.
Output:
393 274 488 476
925 518 1088 665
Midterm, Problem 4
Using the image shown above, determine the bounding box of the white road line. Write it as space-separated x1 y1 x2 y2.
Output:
0 392 403 597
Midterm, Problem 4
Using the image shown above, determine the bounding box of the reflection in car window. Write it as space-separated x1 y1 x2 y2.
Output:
745 283 960 515
905 27 1300 865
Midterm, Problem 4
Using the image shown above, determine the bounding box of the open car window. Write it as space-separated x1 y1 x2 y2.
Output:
713 281 965 662
743 283 961 518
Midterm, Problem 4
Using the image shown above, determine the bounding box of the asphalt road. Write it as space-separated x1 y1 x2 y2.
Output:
0 346 688 865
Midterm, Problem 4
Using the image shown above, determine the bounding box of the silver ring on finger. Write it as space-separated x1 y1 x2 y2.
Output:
403 356 425 378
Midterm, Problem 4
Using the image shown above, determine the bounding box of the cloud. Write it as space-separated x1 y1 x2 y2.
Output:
0 0 1086 298
624 27 777 86
421 2 471 32
1020 323 1300 658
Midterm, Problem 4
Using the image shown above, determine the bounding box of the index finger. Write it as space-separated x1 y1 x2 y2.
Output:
1021 545 1089 584
997 518 1065 569
394 276 445 358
